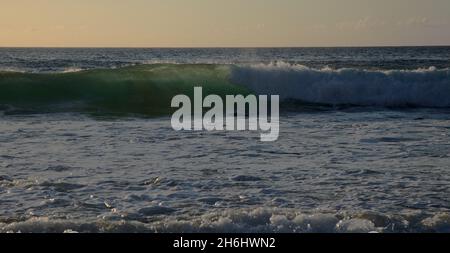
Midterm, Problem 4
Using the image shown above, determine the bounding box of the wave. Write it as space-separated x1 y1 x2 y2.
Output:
1 63 449 116
1 208 449 233
0 64 248 116
231 62 450 108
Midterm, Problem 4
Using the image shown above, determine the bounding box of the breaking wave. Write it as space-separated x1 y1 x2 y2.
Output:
0 64 248 116
1 63 449 116
1 208 450 233
232 62 450 108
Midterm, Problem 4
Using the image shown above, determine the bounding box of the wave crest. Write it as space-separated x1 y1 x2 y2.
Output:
231 62 450 107
0 64 247 116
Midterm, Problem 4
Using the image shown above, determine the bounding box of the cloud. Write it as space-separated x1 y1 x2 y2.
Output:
256 23 266 31
397 17 429 27
332 16 449 32
336 17 387 31
397 17 449 28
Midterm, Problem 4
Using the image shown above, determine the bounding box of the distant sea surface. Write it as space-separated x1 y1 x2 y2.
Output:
2 47 450 72
1 47 450 232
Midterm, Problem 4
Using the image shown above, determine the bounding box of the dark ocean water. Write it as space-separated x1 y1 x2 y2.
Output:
1 47 450 72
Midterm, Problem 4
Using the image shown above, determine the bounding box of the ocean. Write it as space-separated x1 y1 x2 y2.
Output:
0 47 450 233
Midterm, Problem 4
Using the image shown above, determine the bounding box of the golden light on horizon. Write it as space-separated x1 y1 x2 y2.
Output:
1 0 450 47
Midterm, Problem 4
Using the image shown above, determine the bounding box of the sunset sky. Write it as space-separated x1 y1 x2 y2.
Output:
1 0 450 47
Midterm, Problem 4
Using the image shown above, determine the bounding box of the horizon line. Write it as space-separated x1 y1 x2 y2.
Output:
1 44 450 49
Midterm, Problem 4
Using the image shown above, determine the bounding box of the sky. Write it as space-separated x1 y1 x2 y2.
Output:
1 0 450 47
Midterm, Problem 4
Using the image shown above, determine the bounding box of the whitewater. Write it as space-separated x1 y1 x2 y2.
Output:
1 47 450 233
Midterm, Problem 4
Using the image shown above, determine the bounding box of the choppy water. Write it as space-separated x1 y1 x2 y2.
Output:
1 47 450 72
1 48 450 233
1 110 450 233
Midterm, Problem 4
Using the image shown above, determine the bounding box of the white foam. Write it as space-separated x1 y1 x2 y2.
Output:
2 209 448 233
231 62 450 107
62 67 84 73
421 213 450 232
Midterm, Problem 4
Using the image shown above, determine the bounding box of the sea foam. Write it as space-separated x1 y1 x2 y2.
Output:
2 209 449 233
231 62 450 107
